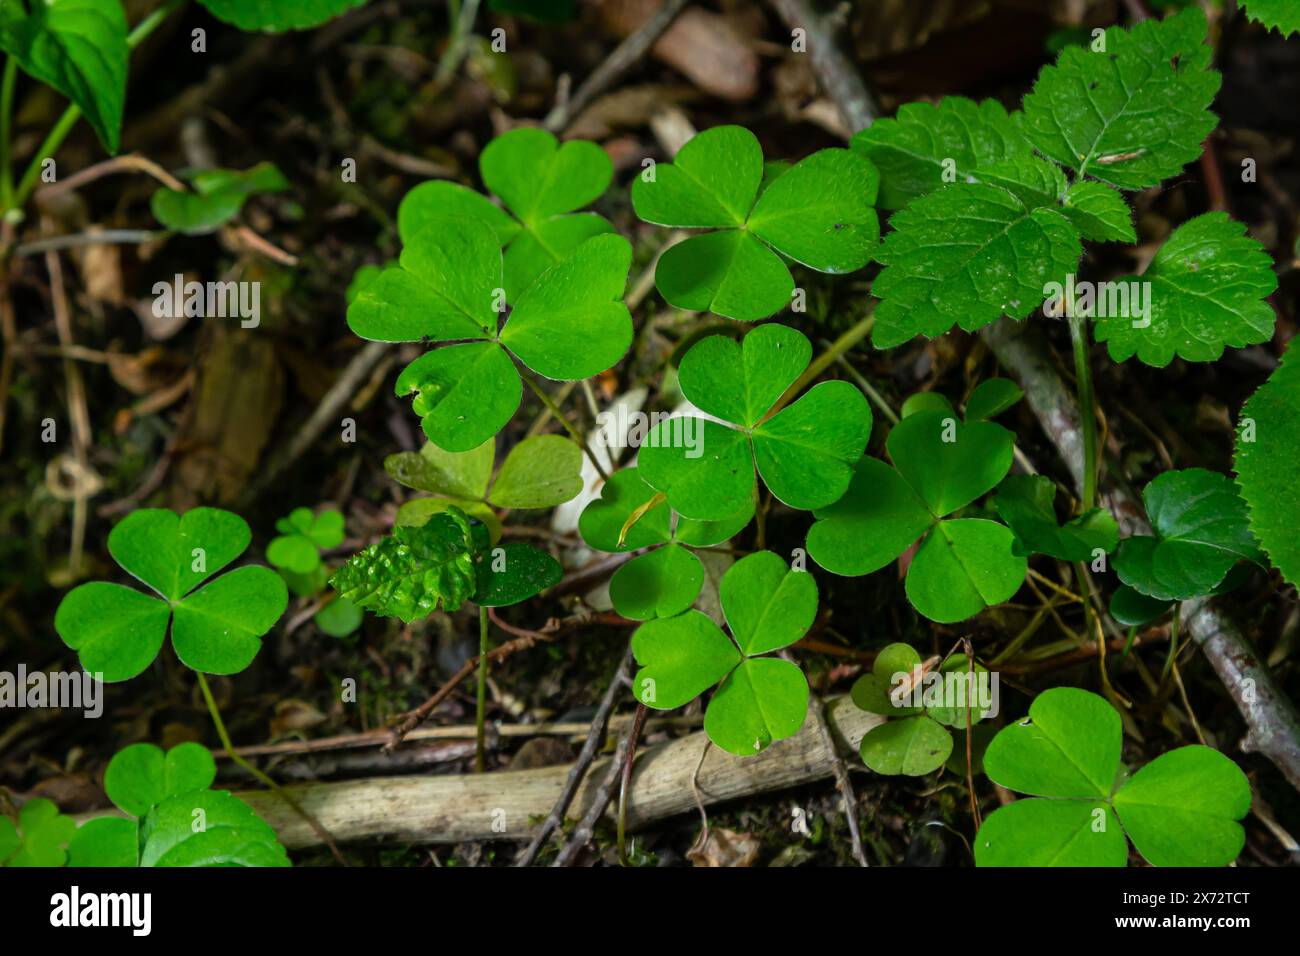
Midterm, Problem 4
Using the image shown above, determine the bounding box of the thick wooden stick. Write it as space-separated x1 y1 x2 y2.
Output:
236 697 883 849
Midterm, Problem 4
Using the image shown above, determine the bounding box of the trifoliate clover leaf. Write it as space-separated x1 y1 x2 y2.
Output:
1235 346 1300 588
1020 8 1220 190
1114 468 1262 602
399 128 614 299
151 162 289 235
871 174 1081 349
1241 0 1300 36
348 222 632 452
195 0 369 32
0 798 76 867
388 434 582 512
1091 213 1277 367
472 541 561 607
977 688 1250 866
994 474 1119 561
638 323 872 519
578 468 752 620
632 551 815 755
139 789 290 867
807 410 1025 623
0 0 128 153
632 125 879 321
54 508 288 681
266 507 345 575
329 507 480 623
850 96 1032 210
1059 180 1136 244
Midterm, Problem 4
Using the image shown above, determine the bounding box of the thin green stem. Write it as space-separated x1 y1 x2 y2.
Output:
195 671 349 866
520 369 610 481
1067 310 1098 512
7 0 187 214
1 58 17 209
475 605 490 773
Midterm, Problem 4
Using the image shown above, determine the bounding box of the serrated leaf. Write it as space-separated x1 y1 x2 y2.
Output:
975 799 1127 867
994 474 1119 560
1114 468 1262 601
330 510 478 623
850 96 1032 210
609 543 703 620
1241 0 1300 37
195 0 369 32
396 496 502 543
872 179 1081 348
1092 213 1277 367
473 542 561 607
488 435 582 508
859 714 952 776
1235 346 1300 587
0 0 128 153
1060 180 1136 243
1020 8 1220 190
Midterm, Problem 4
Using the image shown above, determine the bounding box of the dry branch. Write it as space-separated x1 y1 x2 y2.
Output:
233 696 883 849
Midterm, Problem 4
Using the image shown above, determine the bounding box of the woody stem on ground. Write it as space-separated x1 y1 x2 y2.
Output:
475 605 489 773
5 0 188 215
195 670 350 866
519 368 610 481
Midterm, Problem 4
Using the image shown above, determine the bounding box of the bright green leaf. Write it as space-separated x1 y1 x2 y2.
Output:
964 378 1024 421
609 543 703 620
195 0 369 32
905 519 1026 623
1241 0 1300 36
887 410 1015 516
489 435 582 508
858 714 952 776
631 610 741 710
994 474 1119 560
171 566 288 675
151 162 289 235
806 457 934 576
983 687 1121 798
1060 180 1136 243
720 551 817 655
705 657 809 756
67 817 138 867
395 341 520 452
385 438 494 499
976 799 1127 867
139 790 289 867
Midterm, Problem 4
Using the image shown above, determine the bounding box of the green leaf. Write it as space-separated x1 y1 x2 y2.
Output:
807 457 934 576
0 0 128 153
632 610 741 710
385 439 494 499
850 96 1031 210
1093 213 1277 367
396 496 502 544
850 642 923 717
1114 468 1262 602
0 798 76 867
399 181 519 246
473 542 561 607
906 519 1026 623
54 508 286 681
720 551 817 655
872 179 1081 348
151 162 290 235
964 378 1023 422
579 468 673 551
266 534 321 575
489 435 582 508
503 214 614 301
994 474 1119 561
171 566 289 675
1020 8 1220 190
480 127 612 225
639 324 871 518
859 715 952 776
500 233 633 379
887 410 1015 516
928 654 996 727
1059 181 1136 243
1241 0 1300 36
1112 746 1251 867
1109 585 1173 627
139 790 289 867
609 543 703 620
314 595 364 637
976 800 1127 867
704 657 809 756
105 742 216 817
195 0 369 32
1235 346 1300 587
330 510 479 623
983 687 1121 797
633 126 878 321
395 341 520 452
67 817 138 867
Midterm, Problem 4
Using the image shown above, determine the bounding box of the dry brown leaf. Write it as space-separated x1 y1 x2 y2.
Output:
686 827 762 867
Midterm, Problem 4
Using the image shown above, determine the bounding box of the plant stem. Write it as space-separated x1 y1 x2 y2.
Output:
6 0 188 214
519 369 609 481
1067 310 1098 512
1 58 17 210
475 604 490 773
195 670 349 866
